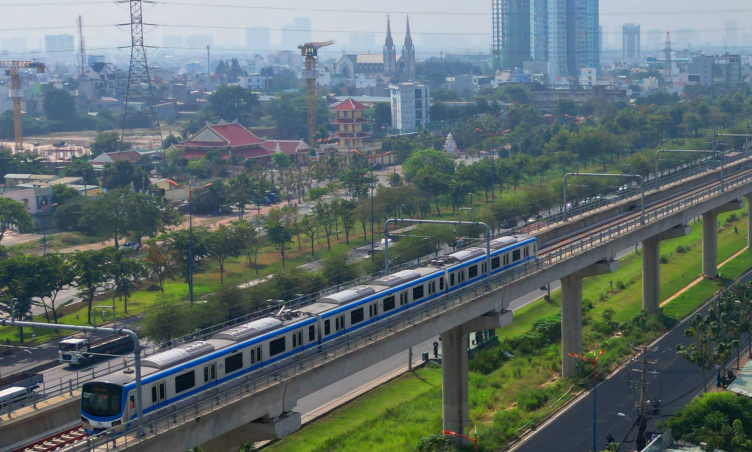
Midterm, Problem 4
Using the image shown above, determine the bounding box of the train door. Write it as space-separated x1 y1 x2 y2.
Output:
203 362 217 387
151 380 167 409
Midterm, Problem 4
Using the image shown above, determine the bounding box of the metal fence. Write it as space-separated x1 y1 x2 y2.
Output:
64 163 752 451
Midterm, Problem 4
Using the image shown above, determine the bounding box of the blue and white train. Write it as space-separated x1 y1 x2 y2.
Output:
80 234 537 432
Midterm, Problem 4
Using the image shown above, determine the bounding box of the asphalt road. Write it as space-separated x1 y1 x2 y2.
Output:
513 272 752 452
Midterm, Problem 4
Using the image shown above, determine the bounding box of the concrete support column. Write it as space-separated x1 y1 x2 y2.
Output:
561 273 583 377
641 225 692 314
703 210 718 278
441 326 469 440
560 260 619 378
642 236 660 314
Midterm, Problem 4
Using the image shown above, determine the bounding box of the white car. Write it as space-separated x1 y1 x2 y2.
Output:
119 242 141 251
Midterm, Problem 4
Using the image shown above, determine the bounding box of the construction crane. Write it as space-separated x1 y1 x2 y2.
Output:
298 40 333 149
1 61 45 151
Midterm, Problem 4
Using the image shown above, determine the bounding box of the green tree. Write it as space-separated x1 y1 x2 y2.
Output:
106 249 145 313
208 223 240 284
321 249 358 286
313 203 336 251
90 132 130 157
0 255 46 341
233 220 264 274
38 254 76 324
161 227 212 281
338 200 358 244
162 134 180 149
403 148 455 182
53 184 80 205
70 249 109 324
81 188 130 248
63 158 97 185
372 103 392 131
142 241 176 292
208 85 260 126
265 218 294 267
677 313 715 393
141 295 195 344
0 197 32 244
101 159 148 191
298 214 320 256
43 89 76 121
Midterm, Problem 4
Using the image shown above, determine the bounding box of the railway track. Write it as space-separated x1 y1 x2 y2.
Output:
13 426 87 452
539 163 752 255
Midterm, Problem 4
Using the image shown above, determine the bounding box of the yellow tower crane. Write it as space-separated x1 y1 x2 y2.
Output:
298 41 333 148
1 61 45 151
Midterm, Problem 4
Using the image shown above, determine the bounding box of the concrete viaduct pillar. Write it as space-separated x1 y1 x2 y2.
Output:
746 195 752 247
703 200 743 279
642 225 692 314
561 260 619 378
442 310 512 444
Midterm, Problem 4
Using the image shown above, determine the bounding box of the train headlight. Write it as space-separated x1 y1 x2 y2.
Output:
112 420 122 427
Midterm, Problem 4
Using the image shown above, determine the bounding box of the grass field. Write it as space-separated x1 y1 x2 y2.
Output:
264 208 752 452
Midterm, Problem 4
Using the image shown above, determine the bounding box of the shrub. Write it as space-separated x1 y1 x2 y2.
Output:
516 387 551 411
660 255 669 264
726 213 740 224
616 280 626 290
417 435 452 452
676 244 687 254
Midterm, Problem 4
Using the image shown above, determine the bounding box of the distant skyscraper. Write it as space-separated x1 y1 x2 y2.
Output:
185 35 213 49
500 0 531 70
599 24 603 56
726 20 738 48
674 29 694 50
1 37 27 54
44 34 74 54
163 35 183 49
282 18 312 50
622 23 640 59
246 27 270 51
743 33 752 47
530 0 548 61
360 34 376 51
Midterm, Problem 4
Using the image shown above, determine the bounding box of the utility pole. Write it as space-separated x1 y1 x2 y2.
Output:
632 346 653 451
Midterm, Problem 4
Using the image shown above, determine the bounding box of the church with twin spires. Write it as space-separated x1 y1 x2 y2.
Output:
333 16 416 82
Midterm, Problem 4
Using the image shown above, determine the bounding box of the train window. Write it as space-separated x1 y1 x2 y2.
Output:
413 285 424 300
524 247 529 258
512 249 521 262
130 395 135 410
491 257 500 269
335 317 340 331
468 265 478 278
175 371 195 394
203 367 209 383
298 331 303 346
503 254 509 265
439 277 444 290
256 347 262 362
482 263 487 274
534 243 537 253
309 325 315 342
351 308 364 324
400 292 408 306
325 319 331 335
383 296 395 311
339 315 345 331
293 333 297 348
368 305 373 317
159 383 165 400
450 273 455 286
373 303 378 316
269 337 286 357
211 364 215 380
251 349 255 364
427 282 433 295
151 386 157 403
225 353 243 374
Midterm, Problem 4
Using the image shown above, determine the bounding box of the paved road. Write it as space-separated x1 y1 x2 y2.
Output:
513 273 752 452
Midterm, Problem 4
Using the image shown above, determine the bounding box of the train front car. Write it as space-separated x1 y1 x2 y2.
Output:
81 378 129 433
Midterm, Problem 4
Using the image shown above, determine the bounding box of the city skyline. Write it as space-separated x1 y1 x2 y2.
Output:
0 0 750 57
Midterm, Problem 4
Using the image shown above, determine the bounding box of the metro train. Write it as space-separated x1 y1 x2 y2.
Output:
80 234 538 433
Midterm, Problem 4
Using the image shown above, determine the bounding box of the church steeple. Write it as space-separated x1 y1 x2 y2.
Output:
383 15 397 76
404 15 413 49
399 15 416 81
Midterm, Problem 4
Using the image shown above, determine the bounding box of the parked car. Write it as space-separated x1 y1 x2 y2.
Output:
372 163 383 171
119 242 141 251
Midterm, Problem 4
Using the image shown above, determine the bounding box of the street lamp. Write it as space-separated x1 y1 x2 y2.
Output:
41 201 57 255
475 127 512 208
352 149 391 261
617 412 633 422
569 349 604 452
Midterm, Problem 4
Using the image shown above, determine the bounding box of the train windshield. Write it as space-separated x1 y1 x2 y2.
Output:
81 383 122 418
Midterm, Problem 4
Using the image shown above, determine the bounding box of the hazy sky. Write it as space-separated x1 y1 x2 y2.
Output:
1 0 751 57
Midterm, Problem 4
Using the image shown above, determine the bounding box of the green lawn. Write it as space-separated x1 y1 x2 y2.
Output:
264 207 752 452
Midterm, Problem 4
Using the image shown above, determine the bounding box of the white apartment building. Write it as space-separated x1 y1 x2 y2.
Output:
389 82 430 133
